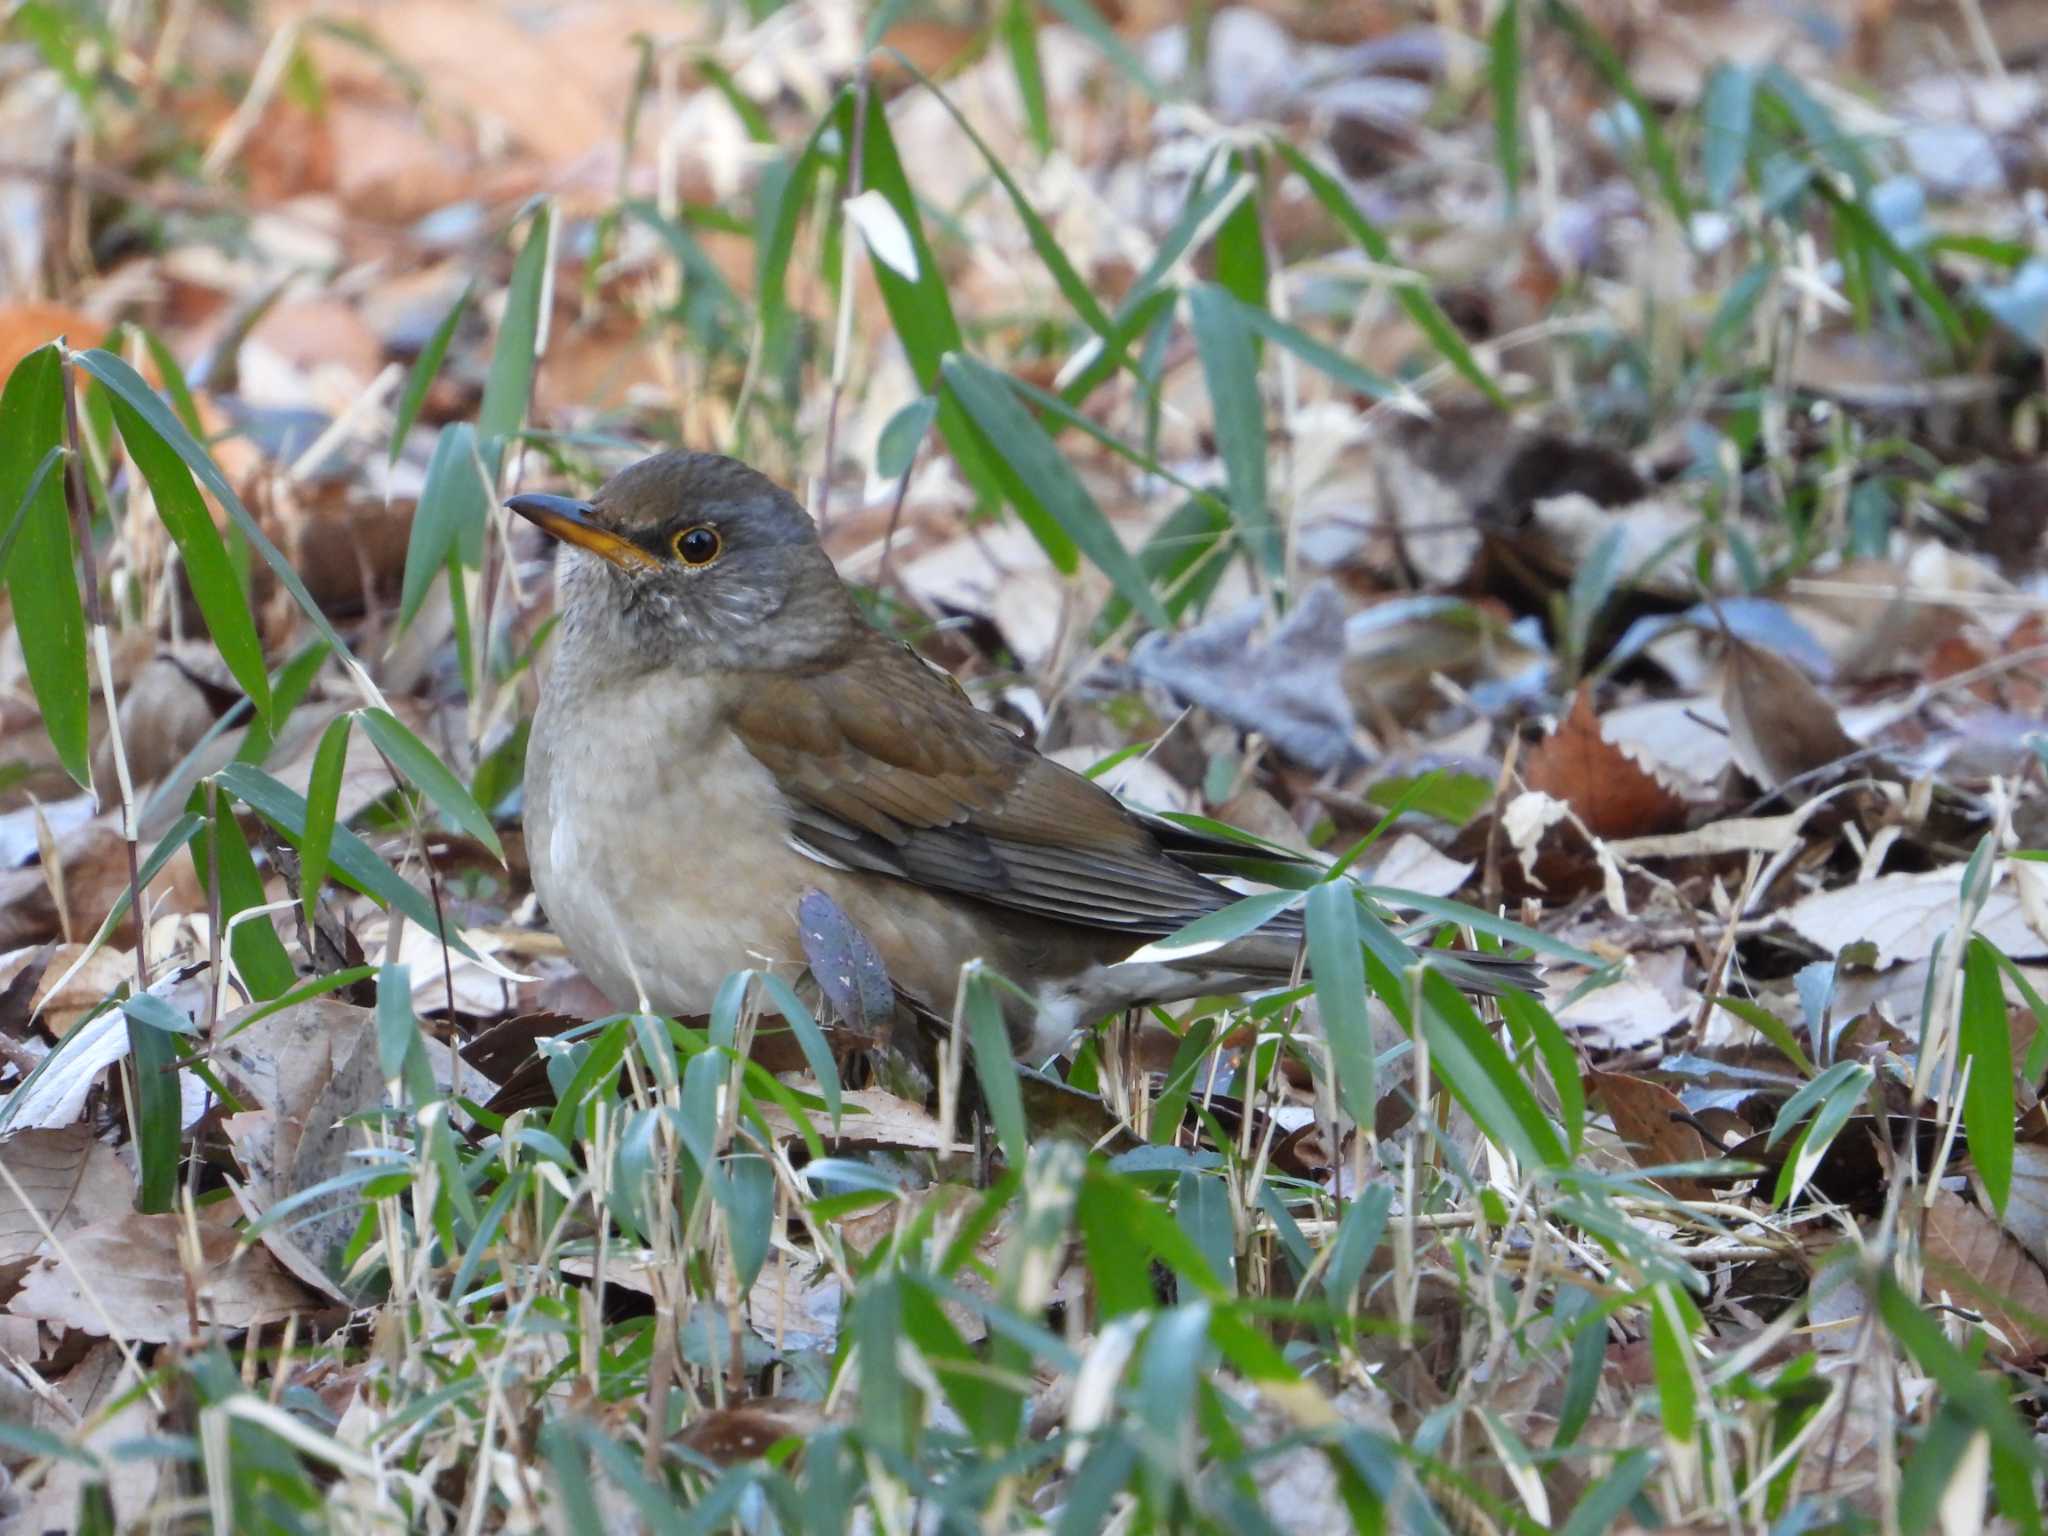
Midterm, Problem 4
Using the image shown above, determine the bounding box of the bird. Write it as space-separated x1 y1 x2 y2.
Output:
509 450 1534 1062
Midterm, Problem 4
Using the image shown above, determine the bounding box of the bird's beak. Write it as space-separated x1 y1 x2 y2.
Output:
505 493 663 571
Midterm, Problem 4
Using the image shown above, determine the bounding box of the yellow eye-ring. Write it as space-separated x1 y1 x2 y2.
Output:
673 524 721 567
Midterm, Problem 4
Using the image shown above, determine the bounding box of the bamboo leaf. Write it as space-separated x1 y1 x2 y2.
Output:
1186 285 1274 574
1306 883 1373 1125
111 396 273 724
299 712 353 933
71 349 362 671
1960 937 2014 1216
1270 142 1508 409
357 706 505 859
389 280 471 463
478 201 554 467
0 346 88 785
941 353 1169 626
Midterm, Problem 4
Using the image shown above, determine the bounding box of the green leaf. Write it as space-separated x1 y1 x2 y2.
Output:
1270 142 1507 409
1149 1018 1220 1149
1960 937 2015 1216
193 789 297 1000
940 353 1169 627
1499 986 1585 1153
1709 994 1815 1077
1039 0 1164 99
375 963 418 1082
478 202 553 467
1363 769 1492 828
213 762 479 961
1815 177 1969 355
1000 0 1051 155
1324 1183 1393 1307
875 394 937 479
1542 0 1692 230
1187 284 1275 574
965 967 1028 1168
0 444 64 589
389 280 471 463
1127 887 1304 964
1490 0 1523 218
357 706 504 859
1415 972 1567 1169
110 397 273 724
0 346 88 786
1224 291 1403 401
399 423 490 630
1648 1283 1699 1443
138 329 205 440
1307 883 1374 1125
72 350 361 672
1877 1271 2038 1466
1770 1060 1871 1207
298 712 353 932
1213 151 1268 317
754 970 842 1130
124 1000 183 1214
1701 64 1756 208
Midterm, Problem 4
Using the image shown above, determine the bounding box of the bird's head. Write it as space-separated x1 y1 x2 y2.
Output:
508 451 855 674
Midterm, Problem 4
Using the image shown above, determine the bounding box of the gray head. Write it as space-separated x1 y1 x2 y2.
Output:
507 451 857 674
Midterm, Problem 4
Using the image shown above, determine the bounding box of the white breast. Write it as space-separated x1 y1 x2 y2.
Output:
527 670 811 1015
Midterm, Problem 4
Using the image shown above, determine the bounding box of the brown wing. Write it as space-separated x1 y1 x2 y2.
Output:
728 640 1238 935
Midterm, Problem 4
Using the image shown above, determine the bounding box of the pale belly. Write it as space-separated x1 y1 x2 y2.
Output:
528 687 812 1014
525 670 1037 1022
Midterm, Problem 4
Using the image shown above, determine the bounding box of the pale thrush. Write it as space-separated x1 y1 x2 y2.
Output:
510 451 1532 1059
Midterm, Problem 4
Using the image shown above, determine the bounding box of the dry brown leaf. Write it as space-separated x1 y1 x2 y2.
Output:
1719 635 1859 790
1923 1192 2048 1363
214 998 390 1295
8 1211 313 1342
1586 1070 1714 1200
1521 687 1688 840
0 1127 133 1282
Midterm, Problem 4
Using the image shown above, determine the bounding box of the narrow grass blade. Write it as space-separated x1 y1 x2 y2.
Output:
1542 0 1692 230
0 346 88 785
965 967 1028 1168
1701 64 1755 208
1187 284 1274 574
358 706 504 859
72 350 361 672
1491 0 1523 218
298 712 353 932
1306 883 1374 1125
943 353 1174 625
399 423 489 630
478 201 554 465
1959 937 2014 1215
1000 0 1051 154
111 396 272 724
389 280 471 463
1271 142 1507 408
214 762 479 960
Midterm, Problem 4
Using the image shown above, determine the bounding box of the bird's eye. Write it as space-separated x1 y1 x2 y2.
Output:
672 525 721 567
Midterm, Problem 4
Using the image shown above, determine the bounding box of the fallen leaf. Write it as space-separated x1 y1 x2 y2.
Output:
1720 634 1859 790
1521 687 1688 840
1923 1192 2048 1364
9 1211 313 1342
0 1126 132 1281
1586 1070 1715 1200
